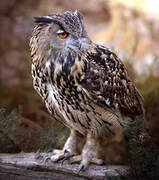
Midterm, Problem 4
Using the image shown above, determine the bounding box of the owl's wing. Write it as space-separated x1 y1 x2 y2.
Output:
80 44 144 118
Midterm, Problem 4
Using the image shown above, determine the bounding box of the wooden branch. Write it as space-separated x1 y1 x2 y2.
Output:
0 152 129 180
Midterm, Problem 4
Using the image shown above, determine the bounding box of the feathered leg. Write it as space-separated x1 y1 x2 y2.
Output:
51 129 85 162
70 133 105 171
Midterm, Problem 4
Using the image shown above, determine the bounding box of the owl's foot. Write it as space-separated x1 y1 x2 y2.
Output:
51 129 85 163
69 155 106 172
70 134 106 171
70 154 106 165
78 158 106 172
50 149 77 162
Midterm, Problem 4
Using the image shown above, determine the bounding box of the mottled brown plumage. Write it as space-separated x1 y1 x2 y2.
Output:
30 10 145 170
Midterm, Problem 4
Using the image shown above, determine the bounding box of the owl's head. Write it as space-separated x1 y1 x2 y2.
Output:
32 10 91 56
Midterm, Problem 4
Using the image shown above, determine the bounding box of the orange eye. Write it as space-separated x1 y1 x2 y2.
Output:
58 32 69 39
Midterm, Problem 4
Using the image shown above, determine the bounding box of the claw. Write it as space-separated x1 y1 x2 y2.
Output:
102 160 107 165
42 156 50 165
102 160 108 170
64 149 68 154
78 164 84 173
47 148 54 152
61 157 69 165
64 149 70 157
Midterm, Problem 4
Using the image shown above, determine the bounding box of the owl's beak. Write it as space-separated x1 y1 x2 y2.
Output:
78 37 91 50
66 36 91 51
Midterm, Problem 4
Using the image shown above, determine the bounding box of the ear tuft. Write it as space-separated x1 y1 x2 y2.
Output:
74 10 83 20
34 17 53 24
34 17 63 29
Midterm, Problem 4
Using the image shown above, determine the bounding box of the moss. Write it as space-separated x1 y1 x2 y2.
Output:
0 108 21 153
137 75 159 109
38 118 69 151
129 139 159 180
106 117 159 180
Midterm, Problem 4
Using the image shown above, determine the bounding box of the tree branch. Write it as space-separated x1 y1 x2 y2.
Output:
0 152 129 180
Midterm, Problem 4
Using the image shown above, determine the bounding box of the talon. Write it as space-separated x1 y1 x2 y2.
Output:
42 156 50 165
64 149 70 157
47 148 53 152
64 149 68 154
102 160 108 170
78 164 84 173
102 160 107 165
61 157 69 165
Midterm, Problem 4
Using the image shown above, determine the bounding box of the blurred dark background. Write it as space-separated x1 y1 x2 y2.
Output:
0 0 159 164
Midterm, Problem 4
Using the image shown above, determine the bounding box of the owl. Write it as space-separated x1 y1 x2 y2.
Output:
30 10 145 171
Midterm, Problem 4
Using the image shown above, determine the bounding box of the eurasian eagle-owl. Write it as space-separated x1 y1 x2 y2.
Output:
30 10 145 170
